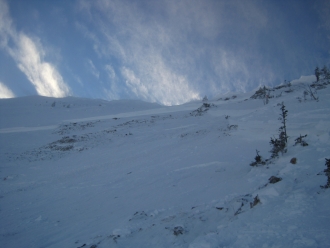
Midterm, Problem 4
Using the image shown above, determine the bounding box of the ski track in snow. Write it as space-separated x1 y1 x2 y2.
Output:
174 161 225 172
1 81 330 247
0 125 58 133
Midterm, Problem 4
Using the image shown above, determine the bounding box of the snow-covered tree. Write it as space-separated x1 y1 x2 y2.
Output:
315 67 320 82
270 102 288 158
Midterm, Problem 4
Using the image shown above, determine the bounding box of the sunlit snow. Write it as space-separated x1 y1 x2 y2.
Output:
1 80 329 247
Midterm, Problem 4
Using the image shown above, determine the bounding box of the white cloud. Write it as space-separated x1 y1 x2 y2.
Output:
105 64 116 80
0 0 12 47
138 55 201 105
9 34 70 97
121 67 151 101
0 0 70 98
77 0 322 105
87 59 100 79
77 0 205 105
121 56 200 106
0 81 15 98
104 64 120 100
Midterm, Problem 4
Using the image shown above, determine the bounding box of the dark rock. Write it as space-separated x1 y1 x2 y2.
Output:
290 157 297 164
250 195 261 208
269 176 282 184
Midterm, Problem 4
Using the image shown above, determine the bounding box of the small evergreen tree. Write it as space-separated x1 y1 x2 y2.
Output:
315 67 320 82
269 135 286 158
321 66 328 79
250 150 266 166
202 95 208 102
251 86 268 99
301 84 318 101
279 102 288 143
294 134 308 146
321 158 330 189
270 102 288 158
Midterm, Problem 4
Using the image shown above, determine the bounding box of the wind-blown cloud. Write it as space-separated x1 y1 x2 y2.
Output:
0 0 70 98
0 81 15 98
1 0 328 105
87 59 100 79
77 0 330 105
77 0 215 104
76 0 294 105
78 0 204 105
7 34 70 97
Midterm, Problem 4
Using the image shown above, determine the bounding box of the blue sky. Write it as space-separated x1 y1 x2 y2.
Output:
0 0 329 105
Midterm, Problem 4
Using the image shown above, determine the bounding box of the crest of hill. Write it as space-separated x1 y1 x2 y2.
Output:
0 96 163 128
211 75 317 102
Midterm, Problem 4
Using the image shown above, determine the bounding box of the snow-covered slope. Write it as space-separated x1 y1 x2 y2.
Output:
0 82 329 248
0 96 163 129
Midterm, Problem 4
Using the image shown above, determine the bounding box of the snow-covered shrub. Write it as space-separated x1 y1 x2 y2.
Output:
222 124 238 136
315 66 321 82
304 84 319 101
250 86 269 100
190 103 215 116
250 150 266 166
294 134 308 146
173 226 185 236
315 66 330 83
320 66 330 81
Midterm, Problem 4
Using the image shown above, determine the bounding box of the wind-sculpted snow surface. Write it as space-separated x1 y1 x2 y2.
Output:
0 83 330 247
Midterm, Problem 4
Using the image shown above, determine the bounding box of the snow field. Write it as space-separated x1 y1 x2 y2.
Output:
0 81 330 247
